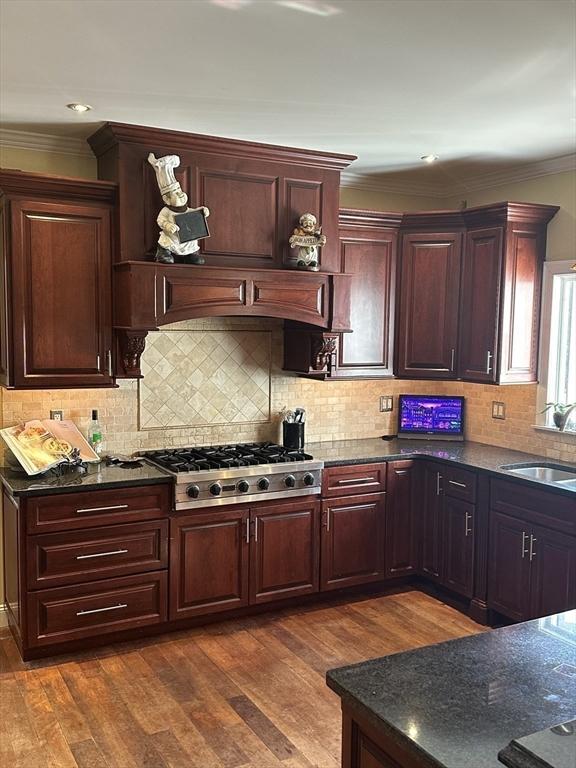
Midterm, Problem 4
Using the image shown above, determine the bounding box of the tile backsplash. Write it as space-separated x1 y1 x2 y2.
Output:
1 318 574 463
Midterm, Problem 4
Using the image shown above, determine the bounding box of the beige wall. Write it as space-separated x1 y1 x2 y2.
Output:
0 145 97 179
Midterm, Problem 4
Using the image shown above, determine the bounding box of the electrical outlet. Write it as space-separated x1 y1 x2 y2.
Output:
380 396 393 412
492 401 506 420
50 410 63 421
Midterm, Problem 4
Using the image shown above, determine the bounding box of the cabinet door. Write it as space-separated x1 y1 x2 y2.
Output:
10 200 113 387
170 508 250 619
385 461 417 578
442 498 474 598
487 511 531 621
321 493 385 591
529 525 576 620
396 232 462 378
420 463 444 581
250 499 320 604
458 227 503 382
333 228 396 377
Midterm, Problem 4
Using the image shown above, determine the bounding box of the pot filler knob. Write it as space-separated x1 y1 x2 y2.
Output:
237 480 250 493
209 482 222 496
187 484 200 499
257 477 270 491
303 473 315 486
284 475 296 488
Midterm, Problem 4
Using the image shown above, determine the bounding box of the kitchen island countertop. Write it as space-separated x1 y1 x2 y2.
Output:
327 610 576 768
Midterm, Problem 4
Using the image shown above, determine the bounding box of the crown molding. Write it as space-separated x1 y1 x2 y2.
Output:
0 128 93 157
341 153 576 199
1 129 574 198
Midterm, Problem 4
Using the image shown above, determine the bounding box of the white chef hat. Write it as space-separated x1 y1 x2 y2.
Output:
148 153 182 196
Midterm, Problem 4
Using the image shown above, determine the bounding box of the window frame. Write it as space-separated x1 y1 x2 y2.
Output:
537 260 576 433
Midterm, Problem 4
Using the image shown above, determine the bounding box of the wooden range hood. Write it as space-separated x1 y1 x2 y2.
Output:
87 122 356 377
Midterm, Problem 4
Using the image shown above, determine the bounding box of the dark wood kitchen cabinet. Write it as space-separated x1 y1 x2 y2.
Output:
170 508 250 619
396 203 558 383
0 170 116 388
488 511 576 622
250 498 320 604
283 208 400 378
88 121 355 272
395 231 462 378
385 461 417 578
418 462 477 599
320 493 386 591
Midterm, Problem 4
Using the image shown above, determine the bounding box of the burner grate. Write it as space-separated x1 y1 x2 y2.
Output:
142 442 314 473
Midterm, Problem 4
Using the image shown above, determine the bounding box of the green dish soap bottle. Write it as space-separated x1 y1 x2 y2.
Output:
88 409 104 456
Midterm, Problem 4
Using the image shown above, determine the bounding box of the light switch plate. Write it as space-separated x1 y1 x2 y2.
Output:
492 401 506 420
50 410 63 421
380 396 393 412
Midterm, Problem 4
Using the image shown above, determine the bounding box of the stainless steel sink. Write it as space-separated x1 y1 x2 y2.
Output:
501 463 576 483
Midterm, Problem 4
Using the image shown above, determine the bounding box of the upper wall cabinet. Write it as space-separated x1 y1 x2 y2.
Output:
0 170 116 389
395 202 559 384
88 122 356 273
283 209 401 378
396 226 463 379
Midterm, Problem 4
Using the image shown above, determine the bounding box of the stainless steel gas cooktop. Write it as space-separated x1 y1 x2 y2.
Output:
142 442 323 510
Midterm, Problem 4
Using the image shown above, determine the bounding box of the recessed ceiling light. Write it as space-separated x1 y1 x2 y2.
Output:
66 103 92 113
421 154 439 163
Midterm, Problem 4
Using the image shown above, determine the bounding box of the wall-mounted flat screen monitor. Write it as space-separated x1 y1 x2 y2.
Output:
398 395 465 441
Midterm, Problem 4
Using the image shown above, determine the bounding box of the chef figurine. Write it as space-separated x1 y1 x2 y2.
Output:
287 212 326 271
148 153 210 264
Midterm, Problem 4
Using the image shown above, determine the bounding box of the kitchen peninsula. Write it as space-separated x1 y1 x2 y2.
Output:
327 610 576 768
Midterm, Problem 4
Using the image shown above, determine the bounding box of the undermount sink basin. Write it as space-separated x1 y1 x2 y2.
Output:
501 463 576 483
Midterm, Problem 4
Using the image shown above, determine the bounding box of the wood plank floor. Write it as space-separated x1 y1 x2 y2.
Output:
0 588 485 768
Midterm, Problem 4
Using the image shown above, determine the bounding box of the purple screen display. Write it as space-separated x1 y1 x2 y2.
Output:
399 396 463 434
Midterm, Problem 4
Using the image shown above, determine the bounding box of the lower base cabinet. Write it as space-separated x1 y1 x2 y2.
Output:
488 510 576 622
170 498 320 618
385 461 417 578
250 499 320 604
170 508 250 620
320 493 386 591
443 497 474 598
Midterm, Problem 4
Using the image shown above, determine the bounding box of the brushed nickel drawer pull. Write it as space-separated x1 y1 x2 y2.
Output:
336 504 375 512
76 549 128 560
245 519 250 544
448 480 467 488
395 470 408 475
486 351 493 374
450 348 455 372
253 517 259 543
436 472 442 496
337 477 376 485
76 504 129 514
107 349 113 377
465 511 473 537
76 603 127 617
529 535 537 562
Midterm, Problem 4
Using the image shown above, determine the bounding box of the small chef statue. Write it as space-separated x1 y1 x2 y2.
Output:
288 213 326 271
148 153 209 264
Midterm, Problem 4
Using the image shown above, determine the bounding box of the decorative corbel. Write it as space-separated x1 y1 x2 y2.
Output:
311 333 339 374
116 330 148 378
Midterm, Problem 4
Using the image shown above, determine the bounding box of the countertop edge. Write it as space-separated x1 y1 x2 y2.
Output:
0 470 173 498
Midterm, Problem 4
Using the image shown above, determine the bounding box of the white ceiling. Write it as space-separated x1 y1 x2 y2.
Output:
1 0 575 188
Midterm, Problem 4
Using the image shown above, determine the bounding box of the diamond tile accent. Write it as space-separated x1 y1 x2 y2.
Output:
138 329 272 430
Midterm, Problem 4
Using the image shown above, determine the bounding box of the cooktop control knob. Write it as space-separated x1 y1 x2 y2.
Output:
187 484 201 499
209 482 222 496
303 473 315 486
257 477 270 491
284 474 296 488
237 480 250 493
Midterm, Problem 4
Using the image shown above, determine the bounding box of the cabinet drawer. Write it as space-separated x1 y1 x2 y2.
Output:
27 520 169 589
443 466 477 503
491 479 576 536
323 463 386 498
26 483 172 534
26 571 167 648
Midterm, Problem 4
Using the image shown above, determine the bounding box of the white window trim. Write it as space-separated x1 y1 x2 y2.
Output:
536 260 576 434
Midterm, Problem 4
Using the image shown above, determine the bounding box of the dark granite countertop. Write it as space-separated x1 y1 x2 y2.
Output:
0 461 172 498
327 611 576 768
307 438 576 496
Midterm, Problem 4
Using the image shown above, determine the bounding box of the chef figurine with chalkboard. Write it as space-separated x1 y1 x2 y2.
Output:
148 153 210 264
